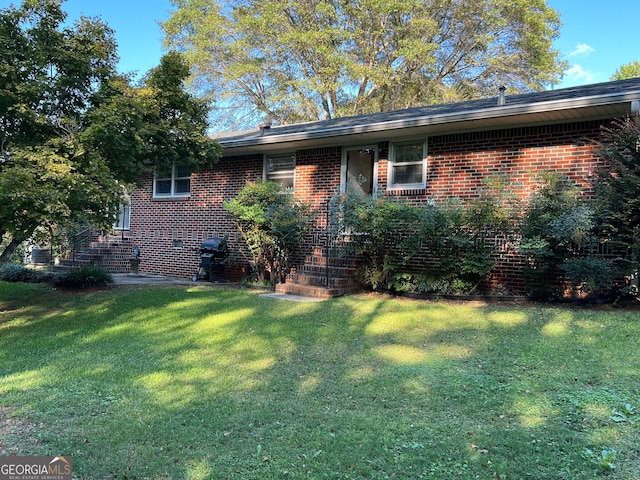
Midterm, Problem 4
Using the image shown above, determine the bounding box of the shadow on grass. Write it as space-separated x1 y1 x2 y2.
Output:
0 283 638 479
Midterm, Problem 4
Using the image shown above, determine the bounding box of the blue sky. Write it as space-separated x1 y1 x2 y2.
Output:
1 0 637 88
548 0 640 87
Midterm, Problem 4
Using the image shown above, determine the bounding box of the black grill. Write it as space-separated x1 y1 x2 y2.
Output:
193 238 228 282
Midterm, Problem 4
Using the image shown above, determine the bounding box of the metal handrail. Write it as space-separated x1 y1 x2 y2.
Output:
70 226 93 267
324 197 353 288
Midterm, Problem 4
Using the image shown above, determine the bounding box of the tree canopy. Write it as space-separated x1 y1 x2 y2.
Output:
610 60 640 81
0 0 220 265
163 0 566 129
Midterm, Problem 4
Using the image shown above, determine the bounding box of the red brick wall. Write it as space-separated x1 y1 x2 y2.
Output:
426 122 605 200
129 154 263 279
378 121 607 202
128 120 610 288
376 121 609 292
296 147 342 211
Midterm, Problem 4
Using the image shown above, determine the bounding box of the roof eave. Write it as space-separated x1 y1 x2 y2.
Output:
219 91 640 156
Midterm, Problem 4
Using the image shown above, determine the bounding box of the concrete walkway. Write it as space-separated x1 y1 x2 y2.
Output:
259 293 325 302
111 274 324 302
112 273 197 285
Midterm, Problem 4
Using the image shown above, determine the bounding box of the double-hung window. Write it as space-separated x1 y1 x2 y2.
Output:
388 140 427 190
154 163 191 198
265 154 295 192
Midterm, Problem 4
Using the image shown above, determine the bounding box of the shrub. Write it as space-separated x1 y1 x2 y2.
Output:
334 178 512 294
55 266 113 289
518 172 596 298
593 116 640 297
0 263 55 283
562 257 615 296
224 181 311 285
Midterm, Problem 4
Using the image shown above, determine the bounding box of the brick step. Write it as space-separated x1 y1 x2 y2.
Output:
298 264 356 277
58 258 93 268
275 245 363 299
90 238 133 249
59 254 104 266
304 255 359 268
275 282 358 299
286 272 358 288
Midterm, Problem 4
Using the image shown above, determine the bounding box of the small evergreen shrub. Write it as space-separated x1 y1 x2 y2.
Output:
562 257 615 296
0 263 53 283
55 266 113 289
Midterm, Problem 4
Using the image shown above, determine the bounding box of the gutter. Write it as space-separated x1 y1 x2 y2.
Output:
218 90 640 150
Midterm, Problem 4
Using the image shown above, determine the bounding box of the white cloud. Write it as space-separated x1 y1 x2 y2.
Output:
569 43 595 57
564 64 598 83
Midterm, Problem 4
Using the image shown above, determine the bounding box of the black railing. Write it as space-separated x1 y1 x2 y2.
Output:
323 197 355 288
69 227 94 267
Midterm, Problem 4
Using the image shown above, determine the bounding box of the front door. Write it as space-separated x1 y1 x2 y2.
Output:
343 146 376 195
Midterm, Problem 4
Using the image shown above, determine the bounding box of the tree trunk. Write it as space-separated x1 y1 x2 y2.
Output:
0 237 23 266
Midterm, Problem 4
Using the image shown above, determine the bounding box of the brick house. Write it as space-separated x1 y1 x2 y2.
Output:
124 78 640 296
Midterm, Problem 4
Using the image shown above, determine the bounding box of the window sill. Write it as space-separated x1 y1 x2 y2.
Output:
151 195 191 201
385 186 427 196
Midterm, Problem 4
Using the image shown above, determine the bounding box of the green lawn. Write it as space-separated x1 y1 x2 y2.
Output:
0 282 638 479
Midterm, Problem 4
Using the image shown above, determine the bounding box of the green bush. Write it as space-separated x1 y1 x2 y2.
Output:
0 263 55 283
593 116 640 296
562 257 615 296
518 172 596 298
335 177 512 294
224 180 311 285
55 266 113 289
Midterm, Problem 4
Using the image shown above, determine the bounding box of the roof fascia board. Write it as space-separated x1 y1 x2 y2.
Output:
219 90 640 150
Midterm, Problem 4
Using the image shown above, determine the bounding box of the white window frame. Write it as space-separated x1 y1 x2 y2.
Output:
264 153 295 192
387 140 427 191
153 163 191 198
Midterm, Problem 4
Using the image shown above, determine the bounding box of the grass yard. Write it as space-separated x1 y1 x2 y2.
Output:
0 282 639 479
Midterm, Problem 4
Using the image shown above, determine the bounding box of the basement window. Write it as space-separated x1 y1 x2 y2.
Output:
154 163 191 198
388 140 427 191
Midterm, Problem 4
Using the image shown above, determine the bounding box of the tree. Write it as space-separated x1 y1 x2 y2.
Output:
0 1 220 265
0 0 120 264
610 60 640 81
83 52 221 185
593 116 640 295
163 0 566 129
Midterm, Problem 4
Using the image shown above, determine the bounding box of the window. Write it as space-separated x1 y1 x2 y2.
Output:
154 163 191 198
388 140 427 190
265 154 295 191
